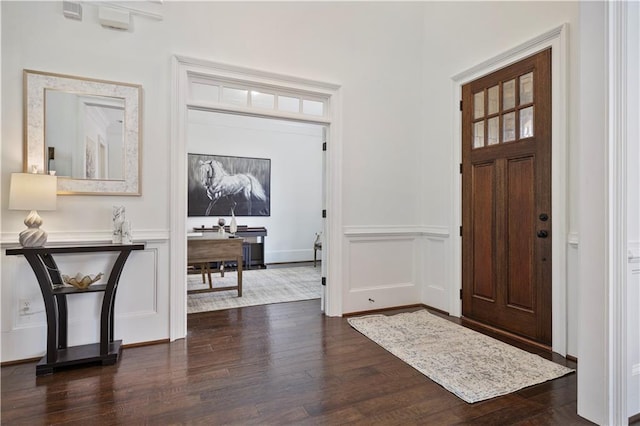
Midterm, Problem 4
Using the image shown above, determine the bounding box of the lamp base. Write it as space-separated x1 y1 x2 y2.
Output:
19 210 48 247
19 228 48 247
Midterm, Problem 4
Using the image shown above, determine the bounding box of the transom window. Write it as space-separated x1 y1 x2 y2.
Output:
472 71 534 149
189 77 327 118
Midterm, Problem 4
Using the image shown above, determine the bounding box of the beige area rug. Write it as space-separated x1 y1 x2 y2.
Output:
188 266 321 314
348 310 574 403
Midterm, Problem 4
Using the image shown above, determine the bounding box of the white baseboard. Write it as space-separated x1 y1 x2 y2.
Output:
266 249 315 264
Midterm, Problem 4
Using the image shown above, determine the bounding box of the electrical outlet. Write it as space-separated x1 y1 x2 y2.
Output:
19 299 31 315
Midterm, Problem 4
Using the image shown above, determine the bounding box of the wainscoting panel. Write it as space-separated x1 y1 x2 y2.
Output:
0 237 169 363
422 235 450 312
566 238 580 357
343 232 419 313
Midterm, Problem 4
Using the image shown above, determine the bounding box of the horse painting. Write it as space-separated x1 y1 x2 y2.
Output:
198 159 268 216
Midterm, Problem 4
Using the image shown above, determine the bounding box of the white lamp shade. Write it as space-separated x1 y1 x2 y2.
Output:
9 173 57 211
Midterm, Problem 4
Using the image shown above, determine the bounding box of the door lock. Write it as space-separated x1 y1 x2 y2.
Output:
537 230 548 238
539 213 549 221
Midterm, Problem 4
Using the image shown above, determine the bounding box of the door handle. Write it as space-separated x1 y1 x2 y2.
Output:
537 230 548 238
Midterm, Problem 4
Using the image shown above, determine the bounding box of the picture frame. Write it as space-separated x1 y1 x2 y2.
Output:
188 153 271 217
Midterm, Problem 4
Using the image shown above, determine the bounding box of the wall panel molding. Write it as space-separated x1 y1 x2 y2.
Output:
342 225 450 314
343 225 449 238
343 232 419 313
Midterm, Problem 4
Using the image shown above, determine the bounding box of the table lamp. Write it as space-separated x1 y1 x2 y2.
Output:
9 172 57 247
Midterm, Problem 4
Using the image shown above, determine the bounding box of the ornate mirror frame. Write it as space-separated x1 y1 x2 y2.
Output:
24 69 142 195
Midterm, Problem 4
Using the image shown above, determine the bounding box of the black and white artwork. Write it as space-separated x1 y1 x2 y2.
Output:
188 153 271 217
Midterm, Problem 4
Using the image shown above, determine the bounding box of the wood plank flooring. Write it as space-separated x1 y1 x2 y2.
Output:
1 300 594 425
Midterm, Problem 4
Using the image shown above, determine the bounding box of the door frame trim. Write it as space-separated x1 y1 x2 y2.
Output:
170 56 344 340
451 24 569 355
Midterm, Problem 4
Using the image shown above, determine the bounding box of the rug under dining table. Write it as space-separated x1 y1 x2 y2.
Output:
188 266 321 313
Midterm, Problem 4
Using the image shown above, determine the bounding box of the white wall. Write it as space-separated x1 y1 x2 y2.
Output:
186 111 324 264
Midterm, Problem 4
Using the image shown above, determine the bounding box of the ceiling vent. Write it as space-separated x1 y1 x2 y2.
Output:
98 6 130 30
62 1 82 21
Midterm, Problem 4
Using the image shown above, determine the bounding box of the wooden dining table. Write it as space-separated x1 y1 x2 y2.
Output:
187 236 243 297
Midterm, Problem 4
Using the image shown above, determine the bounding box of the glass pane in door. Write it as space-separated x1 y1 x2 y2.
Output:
487 117 499 145
473 121 484 148
503 112 516 142
488 85 499 115
474 92 484 119
503 79 515 110
519 72 533 105
519 106 534 138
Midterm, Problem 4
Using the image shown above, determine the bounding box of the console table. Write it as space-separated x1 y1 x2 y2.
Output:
193 226 267 269
6 243 144 376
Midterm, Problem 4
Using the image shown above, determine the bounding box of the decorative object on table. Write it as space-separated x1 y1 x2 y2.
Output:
229 203 238 235
9 172 57 247
217 218 226 236
112 205 125 244
187 153 271 217
62 272 104 289
121 220 132 244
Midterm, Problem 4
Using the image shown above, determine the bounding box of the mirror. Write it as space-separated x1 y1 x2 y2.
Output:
24 70 141 195
46 91 125 180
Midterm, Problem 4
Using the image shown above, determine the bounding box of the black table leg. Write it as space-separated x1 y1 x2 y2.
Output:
100 250 132 356
22 254 58 364
40 254 67 349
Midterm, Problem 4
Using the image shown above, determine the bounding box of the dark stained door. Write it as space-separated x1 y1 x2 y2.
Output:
461 49 552 346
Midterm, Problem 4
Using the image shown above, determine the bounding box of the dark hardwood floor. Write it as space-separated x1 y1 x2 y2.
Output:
1 300 594 425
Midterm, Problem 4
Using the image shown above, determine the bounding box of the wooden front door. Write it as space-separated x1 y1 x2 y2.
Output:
461 49 552 346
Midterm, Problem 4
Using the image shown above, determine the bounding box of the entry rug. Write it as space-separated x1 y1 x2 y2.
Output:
347 310 574 403
188 266 321 313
